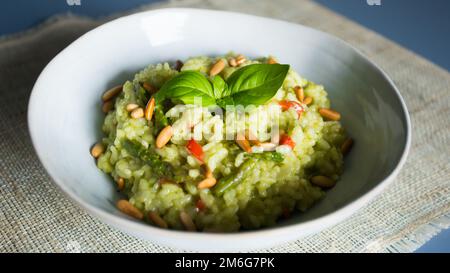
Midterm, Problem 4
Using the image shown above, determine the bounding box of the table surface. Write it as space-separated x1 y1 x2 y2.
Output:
1 0 448 252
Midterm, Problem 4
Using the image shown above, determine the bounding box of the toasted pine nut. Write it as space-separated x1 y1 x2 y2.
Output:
102 100 114 113
156 125 174 148
90 143 104 158
258 142 277 151
236 133 252 153
102 85 122 102
294 85 304 102
249 139 261 145
144 97 155 121
197 177 217 189
126 103 139 112
246 130 261 145
341 138 354 156
310 176 336 188
143 82 157 94
148 211 168 229
303 96 313 105
117 177 125 191
116 200 143 219
267 57 278 64
180 211 196 231
130 107 144 119
235 54 246 65
174 60 183 71
228 58 237 67
209 59 226 76
319 108 341 121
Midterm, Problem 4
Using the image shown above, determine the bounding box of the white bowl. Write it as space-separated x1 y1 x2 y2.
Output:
28 8 411 251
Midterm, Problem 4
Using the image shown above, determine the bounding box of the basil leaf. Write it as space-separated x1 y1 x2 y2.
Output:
210 75 228 99
226 64 289 106
155 71 216 106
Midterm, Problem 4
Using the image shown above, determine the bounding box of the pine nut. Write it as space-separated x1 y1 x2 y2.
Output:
180 211 196 231
310 176 336 188
197 177 217 189
267 57 278 64
156 125 174 148
228 58 237 67
303 96 313 105
144 97 155 121
235 54 246 65
319 108 341 121
90 142 104 158
341 137 354 156
102 85 122 102
246 130 261 145
258 142 277 151
294 85 304 102
236 133 251 153
116 199 143 219
130 107 144 119
102 100 114 113
209 59 226 76
117 177 125 191
143 82 157 94
126 103 139 112
148 211 168 229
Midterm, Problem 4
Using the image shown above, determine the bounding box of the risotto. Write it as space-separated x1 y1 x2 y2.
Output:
91 53 352 232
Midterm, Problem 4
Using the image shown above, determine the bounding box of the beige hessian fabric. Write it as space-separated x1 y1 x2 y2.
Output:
1 0 449 253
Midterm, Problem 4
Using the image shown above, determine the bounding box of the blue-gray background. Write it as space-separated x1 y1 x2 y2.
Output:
1 0 448 252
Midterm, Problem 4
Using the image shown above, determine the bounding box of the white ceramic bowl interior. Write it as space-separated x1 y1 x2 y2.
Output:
28 8 410 251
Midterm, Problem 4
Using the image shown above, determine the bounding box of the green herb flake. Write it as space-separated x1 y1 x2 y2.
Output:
122 139 171 177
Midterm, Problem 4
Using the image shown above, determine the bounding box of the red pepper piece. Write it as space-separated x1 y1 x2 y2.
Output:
196 199 206 212
280 134 296 149
278 100 304 118
186 138 204 163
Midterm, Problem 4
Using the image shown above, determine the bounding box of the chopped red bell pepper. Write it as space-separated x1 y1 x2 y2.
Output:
278 100 304 118
278 100 292 111
280 134 296 149
196 199 206 212
186 138 204 163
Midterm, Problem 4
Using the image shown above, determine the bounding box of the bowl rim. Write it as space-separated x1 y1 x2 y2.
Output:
28 8 411 249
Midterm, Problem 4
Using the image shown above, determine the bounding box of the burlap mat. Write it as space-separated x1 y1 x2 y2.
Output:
1 0 449 253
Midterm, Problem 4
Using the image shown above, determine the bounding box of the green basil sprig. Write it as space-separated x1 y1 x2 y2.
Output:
154 70 216 106
223 63 290 106
154 63 289 107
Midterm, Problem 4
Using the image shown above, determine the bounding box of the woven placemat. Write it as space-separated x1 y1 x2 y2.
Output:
1 0 449 253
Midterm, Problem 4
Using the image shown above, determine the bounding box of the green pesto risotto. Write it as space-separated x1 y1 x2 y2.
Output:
92 53 352 232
